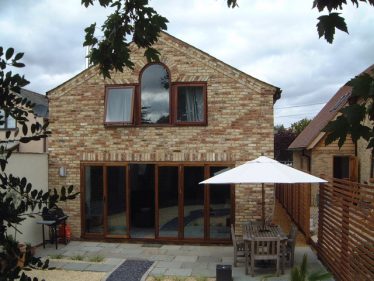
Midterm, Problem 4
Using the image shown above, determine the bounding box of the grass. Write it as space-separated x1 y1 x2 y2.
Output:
88 255 105 263
70 255 85 261
49 254 64 259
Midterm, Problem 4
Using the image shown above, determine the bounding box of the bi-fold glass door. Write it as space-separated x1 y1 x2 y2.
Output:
157 165 180 238
83 163 233 241
83 165 128 238
106 166 127 237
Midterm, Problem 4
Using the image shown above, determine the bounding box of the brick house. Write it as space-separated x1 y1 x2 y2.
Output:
0 89 48 153
289 64 374 206
47 32 281 242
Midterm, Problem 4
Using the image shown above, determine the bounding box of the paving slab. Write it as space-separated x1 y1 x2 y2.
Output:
181 261 209 269
104 258 125 265
191 268 216 277
84 263 116 272
97 242 120 248
150 267 167 276
60 262 90 271
221 256 234 264
197 256 221 263
141 248 167 255
78 241 101 247
160 245 181 251
95 250 127 259
63 250 87 257
34 241 332 280
155 260 183 269
81 246 104 252
174 255 198 262
148 255 174 262
47 261 67 269
165 268 192 276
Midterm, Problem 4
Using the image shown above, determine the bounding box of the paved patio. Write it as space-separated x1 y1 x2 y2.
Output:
35 241 333 281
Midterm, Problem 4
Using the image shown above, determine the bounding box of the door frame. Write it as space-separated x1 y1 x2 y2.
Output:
81 161 235 242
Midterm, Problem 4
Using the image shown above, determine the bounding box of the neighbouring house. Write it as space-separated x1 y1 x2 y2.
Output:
0 88 48 153
47 32 281 242
1 89 49 246
289 64 374 207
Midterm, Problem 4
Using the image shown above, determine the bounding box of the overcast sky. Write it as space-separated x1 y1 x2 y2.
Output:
1 0 373 127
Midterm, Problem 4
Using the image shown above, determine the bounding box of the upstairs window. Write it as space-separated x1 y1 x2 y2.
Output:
105 87 134 125
140 64 170 124
0 110 16 130
104 63 207 127
175 84 206 124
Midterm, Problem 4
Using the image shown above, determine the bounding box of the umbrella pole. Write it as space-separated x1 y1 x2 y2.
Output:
262 183 265 229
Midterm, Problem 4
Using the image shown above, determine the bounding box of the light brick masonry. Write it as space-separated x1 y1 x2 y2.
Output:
47 32 279 239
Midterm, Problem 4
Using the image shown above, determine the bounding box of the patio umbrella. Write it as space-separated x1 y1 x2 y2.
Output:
200 156 327 227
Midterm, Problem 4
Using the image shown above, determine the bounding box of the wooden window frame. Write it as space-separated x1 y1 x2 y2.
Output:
104 64 208 127
173 82 208 126
139 62 172 126
104 85 136 126
80 161 234 243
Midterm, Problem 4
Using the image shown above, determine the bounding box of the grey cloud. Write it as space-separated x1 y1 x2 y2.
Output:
1 0 373 127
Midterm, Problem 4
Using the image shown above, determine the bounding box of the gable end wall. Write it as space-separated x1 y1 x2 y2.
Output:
48 34 277 238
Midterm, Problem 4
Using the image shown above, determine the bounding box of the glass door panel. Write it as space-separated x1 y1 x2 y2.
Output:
130 164 155 238
183 166 205 239
209 166 231 240
84 166 104 234
158 166 179 238
107 166 127 236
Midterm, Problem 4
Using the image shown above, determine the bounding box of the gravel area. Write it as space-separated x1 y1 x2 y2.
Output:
25 269 106 281
107 260 154 281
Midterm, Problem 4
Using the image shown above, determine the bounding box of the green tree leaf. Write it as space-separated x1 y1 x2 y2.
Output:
14 52 24 61
5 47 14 60
317 13 348 43
346 73 374 99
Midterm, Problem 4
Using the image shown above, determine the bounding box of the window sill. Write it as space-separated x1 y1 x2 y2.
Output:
104 123 208 127
0 128 18 131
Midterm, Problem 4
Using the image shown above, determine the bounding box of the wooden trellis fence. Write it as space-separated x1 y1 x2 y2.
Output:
275 182 311 239
318 177 374 281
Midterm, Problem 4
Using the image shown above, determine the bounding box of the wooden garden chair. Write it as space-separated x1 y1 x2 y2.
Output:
249 235 281 277
231 224 245 266
282 223 298 269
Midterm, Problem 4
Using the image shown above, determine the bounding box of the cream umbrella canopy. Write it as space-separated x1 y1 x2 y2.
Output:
200 156 327 227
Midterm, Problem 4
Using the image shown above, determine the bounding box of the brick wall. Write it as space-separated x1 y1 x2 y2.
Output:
47 32 278 238
357 115 373 184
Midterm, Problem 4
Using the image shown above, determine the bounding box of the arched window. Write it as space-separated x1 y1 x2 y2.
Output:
140 64 170 124
104 63 207 126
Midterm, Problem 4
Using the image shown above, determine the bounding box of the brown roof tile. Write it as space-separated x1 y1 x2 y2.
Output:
289 64 374 150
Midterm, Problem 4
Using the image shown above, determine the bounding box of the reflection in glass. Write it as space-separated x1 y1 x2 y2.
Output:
209 167 231 239
184 166 205 238
130 164 155 238
85 166 104 234
177 86 204 122
158 166 179 237
141 64 170 124
107 166 127 235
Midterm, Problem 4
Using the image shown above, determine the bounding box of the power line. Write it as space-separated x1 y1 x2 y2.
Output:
276 112 317 118
274 102 326 110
